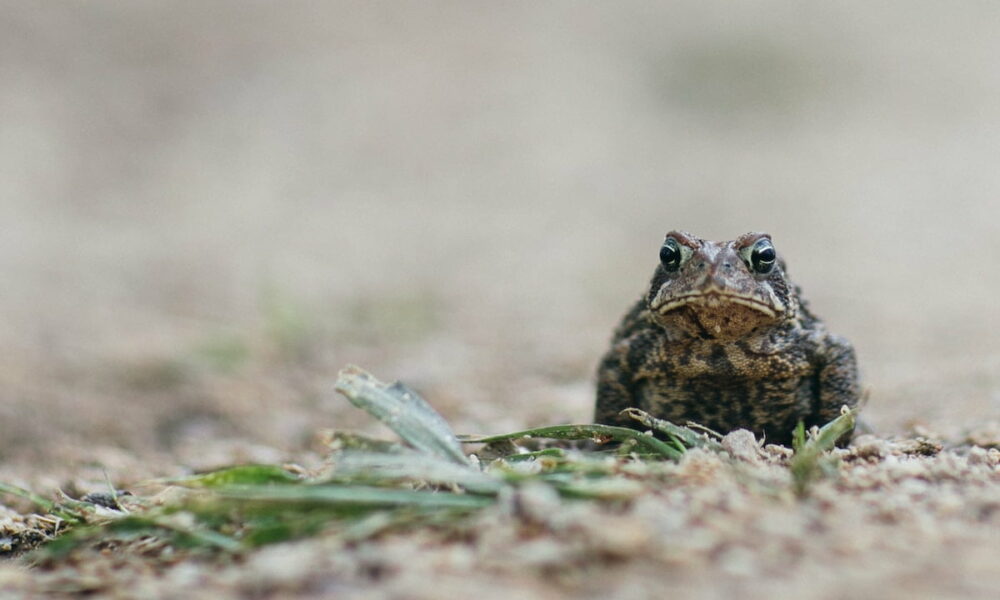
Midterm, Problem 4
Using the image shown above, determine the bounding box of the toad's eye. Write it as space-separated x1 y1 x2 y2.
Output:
750 239 776 274
659 238 682 272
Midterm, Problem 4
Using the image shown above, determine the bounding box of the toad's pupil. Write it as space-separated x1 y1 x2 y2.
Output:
755 247 775 262
751 244 776 273
660 243 680 268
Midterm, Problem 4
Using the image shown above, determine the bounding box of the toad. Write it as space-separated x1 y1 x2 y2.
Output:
595 231 860 446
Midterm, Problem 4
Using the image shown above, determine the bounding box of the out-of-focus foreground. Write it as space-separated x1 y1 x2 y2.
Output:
1 2 999 598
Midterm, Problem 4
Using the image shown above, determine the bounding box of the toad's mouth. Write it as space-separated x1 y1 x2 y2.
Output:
652 291 780 318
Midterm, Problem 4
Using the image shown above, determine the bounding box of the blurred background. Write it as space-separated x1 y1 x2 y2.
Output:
2 1 1000 480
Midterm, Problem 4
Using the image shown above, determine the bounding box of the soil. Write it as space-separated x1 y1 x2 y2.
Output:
2 2 999 598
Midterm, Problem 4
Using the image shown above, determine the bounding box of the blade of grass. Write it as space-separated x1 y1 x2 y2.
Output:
620 408 723 451
335 366 468 465
0 482 86 524
166 465 303 488
502 448 566 462
38 513 242 558
790 407 856 497
327 452 505 495
0 482 58 513
238 513 333 547
461 424 683 460
213 484 495 510
142 515 242 551
792 420 806 452
319 431 408 454
554 477 646 500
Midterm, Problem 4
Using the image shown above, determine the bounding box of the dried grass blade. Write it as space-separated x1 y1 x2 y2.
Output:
335 366 468 465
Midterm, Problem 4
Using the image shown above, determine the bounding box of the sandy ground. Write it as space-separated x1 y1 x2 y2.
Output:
2 2 1000 598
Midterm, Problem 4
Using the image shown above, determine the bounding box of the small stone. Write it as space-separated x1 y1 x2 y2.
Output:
722 430 763 464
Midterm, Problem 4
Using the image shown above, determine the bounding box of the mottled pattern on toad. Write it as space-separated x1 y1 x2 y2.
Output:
595 231 860 447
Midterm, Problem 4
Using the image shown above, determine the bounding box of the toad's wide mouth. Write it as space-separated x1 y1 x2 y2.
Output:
652 291 780 318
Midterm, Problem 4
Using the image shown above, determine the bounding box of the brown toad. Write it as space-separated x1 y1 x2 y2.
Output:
595 231 860 446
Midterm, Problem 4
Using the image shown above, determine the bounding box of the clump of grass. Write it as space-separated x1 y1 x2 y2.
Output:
0 366 852 558
789 406 857 497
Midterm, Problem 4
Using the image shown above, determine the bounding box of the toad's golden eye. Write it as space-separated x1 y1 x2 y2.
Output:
750 239 776 274
659 238 682 272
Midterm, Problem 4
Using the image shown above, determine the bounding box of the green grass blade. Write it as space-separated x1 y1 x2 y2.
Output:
321 431 408 454
792 420 806 452
213 484 495 510
790 407 856 497
554 477 646 500
502 448 566 462
620 408 723 451
40 514 242 558
812 407 857 449
0 482 87 524
328 452 505 495
335 366 468 465
166 465 303 488
0 482 58 513
139 516 243 552
461 424 683 459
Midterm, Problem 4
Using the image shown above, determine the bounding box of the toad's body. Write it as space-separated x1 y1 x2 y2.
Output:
595 231 859 446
